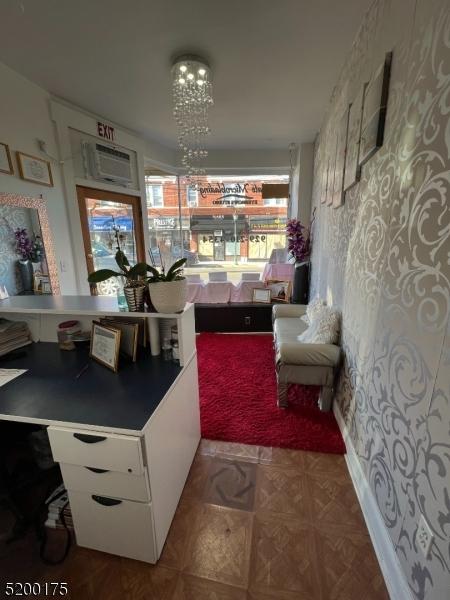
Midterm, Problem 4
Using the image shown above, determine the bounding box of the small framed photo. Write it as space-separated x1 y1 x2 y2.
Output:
33 273 51 294
252 288 271 304
0 143 13 175
16 151 53 187
266 280 292 303
41 280 52 294
90 321 121 372
100 318 139 362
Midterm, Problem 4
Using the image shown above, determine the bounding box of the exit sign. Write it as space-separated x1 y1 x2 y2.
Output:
97 121 115 141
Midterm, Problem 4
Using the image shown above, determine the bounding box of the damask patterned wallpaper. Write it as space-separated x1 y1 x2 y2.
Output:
310 0 449 598
0 205 34 295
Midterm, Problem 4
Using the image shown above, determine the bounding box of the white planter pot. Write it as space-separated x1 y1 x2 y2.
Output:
149 279 187 314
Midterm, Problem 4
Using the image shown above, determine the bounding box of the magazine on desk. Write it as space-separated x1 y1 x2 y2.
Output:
0 318 32 357
0 368 27 387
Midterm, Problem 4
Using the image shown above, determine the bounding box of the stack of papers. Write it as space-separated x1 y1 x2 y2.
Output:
0 318 32 357
0 368 27 387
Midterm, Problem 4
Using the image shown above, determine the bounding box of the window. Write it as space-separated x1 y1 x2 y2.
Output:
263 197 287 207
146 184 164 207
145 174 289 289
187 186 198 207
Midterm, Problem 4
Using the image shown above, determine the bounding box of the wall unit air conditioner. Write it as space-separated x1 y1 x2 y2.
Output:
83 142 133 186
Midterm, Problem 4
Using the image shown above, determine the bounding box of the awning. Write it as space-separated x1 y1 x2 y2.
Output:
190 214 248 233
89 216 134 232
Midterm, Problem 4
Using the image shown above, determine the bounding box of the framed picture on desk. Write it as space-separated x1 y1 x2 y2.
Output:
266 280 292 303
252 288 271 304
90 321 121 372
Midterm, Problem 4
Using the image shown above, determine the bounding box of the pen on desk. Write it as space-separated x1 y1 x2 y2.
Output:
75 363 89 380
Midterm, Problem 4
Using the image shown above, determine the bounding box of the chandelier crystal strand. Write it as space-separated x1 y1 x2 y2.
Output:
172 56 213 189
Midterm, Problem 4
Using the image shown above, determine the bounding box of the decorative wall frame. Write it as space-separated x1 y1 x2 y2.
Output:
16 152 53 187
343 83 366 192
320 156 330 204
359 51 392 166
0 143 14 175
0 193 60 294
327 134 338 206
332 110 350 208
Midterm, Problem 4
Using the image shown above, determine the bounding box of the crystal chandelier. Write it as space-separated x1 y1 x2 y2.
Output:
172 55 213 184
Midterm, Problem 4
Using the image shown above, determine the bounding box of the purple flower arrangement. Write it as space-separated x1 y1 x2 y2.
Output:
286 218 311 263
14 228 34 261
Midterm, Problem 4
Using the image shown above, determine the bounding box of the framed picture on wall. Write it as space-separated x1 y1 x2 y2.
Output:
343 84 365 192
359 52 392 167
327 134 337 206
320 155 330 204
332 109 350 208
16 152 53 187
0 143 13 175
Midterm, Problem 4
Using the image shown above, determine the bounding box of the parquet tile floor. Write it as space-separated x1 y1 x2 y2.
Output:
0 441 390 599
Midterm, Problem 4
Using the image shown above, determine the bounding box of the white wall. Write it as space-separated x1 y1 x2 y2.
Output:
50 99 149 294
200 148 291 175
289 142 314 224
0 60 178 295
0 62 77 292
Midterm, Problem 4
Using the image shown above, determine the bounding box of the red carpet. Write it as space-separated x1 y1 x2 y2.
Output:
197 333 345 454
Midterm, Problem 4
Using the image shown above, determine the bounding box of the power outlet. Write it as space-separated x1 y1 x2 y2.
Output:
416 514 434 558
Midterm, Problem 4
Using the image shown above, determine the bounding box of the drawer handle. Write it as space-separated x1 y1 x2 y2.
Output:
92 495 122 507
85 467 110 474
73 433 107 444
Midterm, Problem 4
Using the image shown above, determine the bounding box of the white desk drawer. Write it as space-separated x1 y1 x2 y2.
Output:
60 463 150 503
48 426 144 475
69 490 155 563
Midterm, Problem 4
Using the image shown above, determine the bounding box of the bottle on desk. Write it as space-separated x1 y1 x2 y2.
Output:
162 338 172 361
171 340 180 364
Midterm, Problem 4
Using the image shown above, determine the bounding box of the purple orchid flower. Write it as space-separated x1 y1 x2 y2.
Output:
14 228 34 261
286 218 311 263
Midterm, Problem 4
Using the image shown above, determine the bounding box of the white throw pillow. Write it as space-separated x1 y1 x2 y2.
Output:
298 306 340 344
307 297 326 322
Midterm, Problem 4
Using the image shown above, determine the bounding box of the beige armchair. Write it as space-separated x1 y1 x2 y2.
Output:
272 304 341 411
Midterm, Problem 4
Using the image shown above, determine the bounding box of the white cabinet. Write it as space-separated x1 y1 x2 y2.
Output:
48 426 145 475
49 425 155 562
59 463 150 503
68 490 156 563
0 298 200 565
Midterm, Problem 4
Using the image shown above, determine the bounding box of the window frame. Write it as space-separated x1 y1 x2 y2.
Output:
146 183 164 208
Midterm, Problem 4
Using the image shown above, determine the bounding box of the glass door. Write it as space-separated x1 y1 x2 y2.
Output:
77 186 146 296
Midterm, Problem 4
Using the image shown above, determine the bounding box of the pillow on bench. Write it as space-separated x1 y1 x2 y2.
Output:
301 297 326 325
298 304 340 345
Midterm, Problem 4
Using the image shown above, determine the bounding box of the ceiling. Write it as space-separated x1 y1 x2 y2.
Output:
0 0 371 151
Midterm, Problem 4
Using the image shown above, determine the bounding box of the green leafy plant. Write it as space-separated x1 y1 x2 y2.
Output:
87 250 148 286
146 258 187 283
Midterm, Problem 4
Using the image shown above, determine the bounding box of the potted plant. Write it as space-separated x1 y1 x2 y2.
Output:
87 250 148 312
147 257 187 313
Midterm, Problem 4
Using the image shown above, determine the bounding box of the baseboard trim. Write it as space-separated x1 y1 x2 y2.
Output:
333 402 414 600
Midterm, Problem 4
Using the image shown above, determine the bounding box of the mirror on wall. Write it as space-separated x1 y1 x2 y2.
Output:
0 194 60 297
